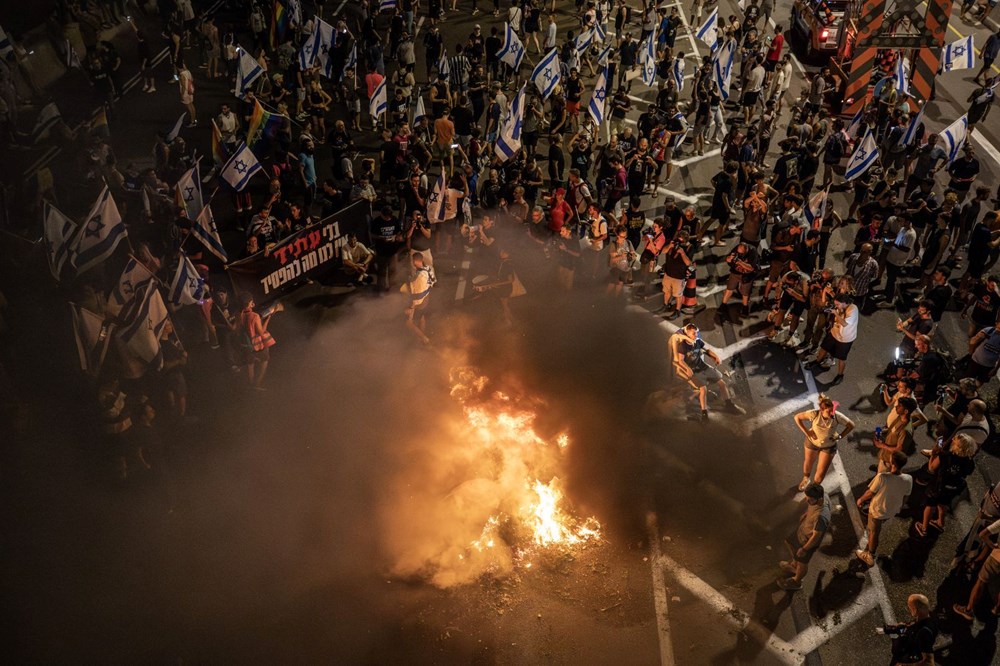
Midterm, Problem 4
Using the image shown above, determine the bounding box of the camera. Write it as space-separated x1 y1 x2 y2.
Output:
876 624 907 638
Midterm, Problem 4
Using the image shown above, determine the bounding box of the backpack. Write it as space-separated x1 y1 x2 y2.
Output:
825 132 845 161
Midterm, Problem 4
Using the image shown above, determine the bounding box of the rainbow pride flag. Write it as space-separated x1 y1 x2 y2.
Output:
269 0 288 48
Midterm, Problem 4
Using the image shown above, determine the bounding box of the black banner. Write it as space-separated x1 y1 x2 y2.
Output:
226 200 371 305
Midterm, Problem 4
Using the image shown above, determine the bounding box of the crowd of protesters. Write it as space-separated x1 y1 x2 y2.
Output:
5 0 1000 659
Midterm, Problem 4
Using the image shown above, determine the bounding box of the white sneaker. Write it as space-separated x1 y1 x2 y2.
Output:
146 85 156 93
141 83 149 92
784 334 800 348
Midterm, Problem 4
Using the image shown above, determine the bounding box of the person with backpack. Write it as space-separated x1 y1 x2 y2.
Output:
820 119 848 188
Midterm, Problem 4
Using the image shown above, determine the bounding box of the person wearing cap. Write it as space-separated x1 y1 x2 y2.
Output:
777 481 831 591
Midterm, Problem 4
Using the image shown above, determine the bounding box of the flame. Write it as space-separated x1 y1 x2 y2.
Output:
447 366 602 567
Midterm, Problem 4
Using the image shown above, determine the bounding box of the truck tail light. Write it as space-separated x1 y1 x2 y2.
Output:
819 28 830 41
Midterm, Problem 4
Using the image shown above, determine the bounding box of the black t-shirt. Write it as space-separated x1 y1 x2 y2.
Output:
571 148 592 178
711 172 734 211
949 157 981 191
566 77 584 102
971 282 1000 325
890 617 937 664
926 283 953 321
451 105 474 135
371 214 402 255
662 246 688 279
968 223 993 266
485 36 502 62
772 153 799 190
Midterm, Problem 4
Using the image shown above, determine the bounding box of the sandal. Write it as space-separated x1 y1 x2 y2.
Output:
929 521 945 531
914 523 927 537
954 604 974 621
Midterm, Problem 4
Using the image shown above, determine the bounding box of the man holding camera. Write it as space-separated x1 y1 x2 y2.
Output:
669 324 745 420
883 594 937 665
656 232 693 320
806 293 859 385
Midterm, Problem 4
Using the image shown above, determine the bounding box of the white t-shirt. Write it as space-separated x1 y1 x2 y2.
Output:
867 472 913 519
886 227 916 266
832 304 859 343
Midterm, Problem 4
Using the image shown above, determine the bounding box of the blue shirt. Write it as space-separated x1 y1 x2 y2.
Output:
298 152 316 185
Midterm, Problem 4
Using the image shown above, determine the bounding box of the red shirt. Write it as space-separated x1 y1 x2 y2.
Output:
766 35 784 63
548 200 573 233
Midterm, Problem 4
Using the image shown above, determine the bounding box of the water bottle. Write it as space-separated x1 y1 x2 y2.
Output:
874 427 883 440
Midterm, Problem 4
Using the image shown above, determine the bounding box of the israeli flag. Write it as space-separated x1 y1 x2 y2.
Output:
640 30 657 86
712 39 736 101
531 48 562 100
341 44 357 78
941 114 969 163
943 35 976 73
110 256 156 315
299 20 318 69
413 95 427 125
116 283 169 378
236 49 264 99
673 57 685 92
192 205 228 262
588 66 609 127
900 104 925 147
426 173 457 221
437 50 450 79
696 8 719 51
43 201 78 281
219 143 263 191
312 18 335 76
169 253 208 306
497 22 526 70
174 164 203 221
845 106 863 139
576 28 595 56
379 0 397 10
73 187 127 276
895 56 909 96
594 22 606 43
369 77 388 121
804 187 829 227
845 130 880 182
596 44 613 66
495 84 526 161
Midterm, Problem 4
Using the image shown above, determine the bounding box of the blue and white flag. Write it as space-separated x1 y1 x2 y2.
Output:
437 50 450 79
845 106 863 139
575 28 595 56
596 44 613 66
531 48 562 100
31 102 62 144
219 143 263 191
426 173 458 221
695 8 718 51
594 22 606 43
73 187 127 275
299 20 318 69
174 164 203 221
495 84 526 161
845 129 879 182
942 35 976 73
413 95 427 125
116 283 169 378
712 39 737 101
302 16 335 72
673 56 685 92
0 24 13 59
497 22 526 70
109 256 156 315
236 48 264 99
192 205 228 262
43 201 78 281
341 43 356 77
941 114 969 163
169 253 208 306
894 56 909 96
639 30 657 86
369 77 388 121
900 104 925 147
378 0 397 10
588 66 609 127
804 187 829 227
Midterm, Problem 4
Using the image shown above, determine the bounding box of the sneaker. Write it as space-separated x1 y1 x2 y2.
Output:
953 604 974 621
146 85 156 93
665 310 680 320
855 549 874 567
919 448 933 457
797 476 810 491
725 400 746 415
700 409 709 421
776 577 802 591
779 561 796 574
141 83 149 92
830 374 844 386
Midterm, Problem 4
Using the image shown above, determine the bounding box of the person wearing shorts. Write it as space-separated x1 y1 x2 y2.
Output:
721 242 758 313
776 482 831 591
807 293 859 384
669 324 746 419
855 451 912 567
768 269 808 341
793 395 855 490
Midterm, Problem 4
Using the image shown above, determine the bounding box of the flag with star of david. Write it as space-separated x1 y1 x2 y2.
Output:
575 27 595 57
587 66 609 127
900 103 925 147
300 16 335 73
73 186 127 276
497 22 526 71
845 129 880 182
220 143 263 191
673 57 685 92
894 56 910 96
174 164 204 221
340 44 357 79
108 256 156 316
369 77 388 122
191 205 228 262
639 25 657 87
426 173 458 222
712 38 736 101
596 45 612 66
943 35 975 73
941 114 969 164
169 252 208 306
236 48 264 99
695 8 718 51
495 84 527 161
43 201 78 282
531 48 562 100
116 282 170 378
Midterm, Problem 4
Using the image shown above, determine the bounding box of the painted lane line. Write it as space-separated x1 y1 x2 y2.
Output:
653 187 707 204
972 131 1000 170
659 553 805 666
646 513 677 666
672 148 721 167
787 585 882 655
738 394 816 437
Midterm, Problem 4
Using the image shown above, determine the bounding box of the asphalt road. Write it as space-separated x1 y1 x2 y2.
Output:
4 0 1000 664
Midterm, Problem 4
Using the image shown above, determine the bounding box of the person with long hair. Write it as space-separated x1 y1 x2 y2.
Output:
793 395 855 490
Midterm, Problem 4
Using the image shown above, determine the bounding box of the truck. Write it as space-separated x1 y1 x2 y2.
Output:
791 0 848 60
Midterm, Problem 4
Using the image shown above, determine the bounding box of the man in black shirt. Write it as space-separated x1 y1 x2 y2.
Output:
371 205 403 291
656 231 692 319
923 268 953 321
886 593 937 666
948 145 981 202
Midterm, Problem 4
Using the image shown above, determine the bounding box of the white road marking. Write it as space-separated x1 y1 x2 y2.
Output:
658 553 805 666
972 130 1000 170
414 15 425 38
646 513 677 666
697 283 726 299
738 394 816 436
653 187 706 204
332 0 348 16
672 148 721 167
664 1 703 61
787 585 882 655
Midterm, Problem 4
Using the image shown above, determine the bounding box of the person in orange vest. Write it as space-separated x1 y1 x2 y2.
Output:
240 295 279 390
